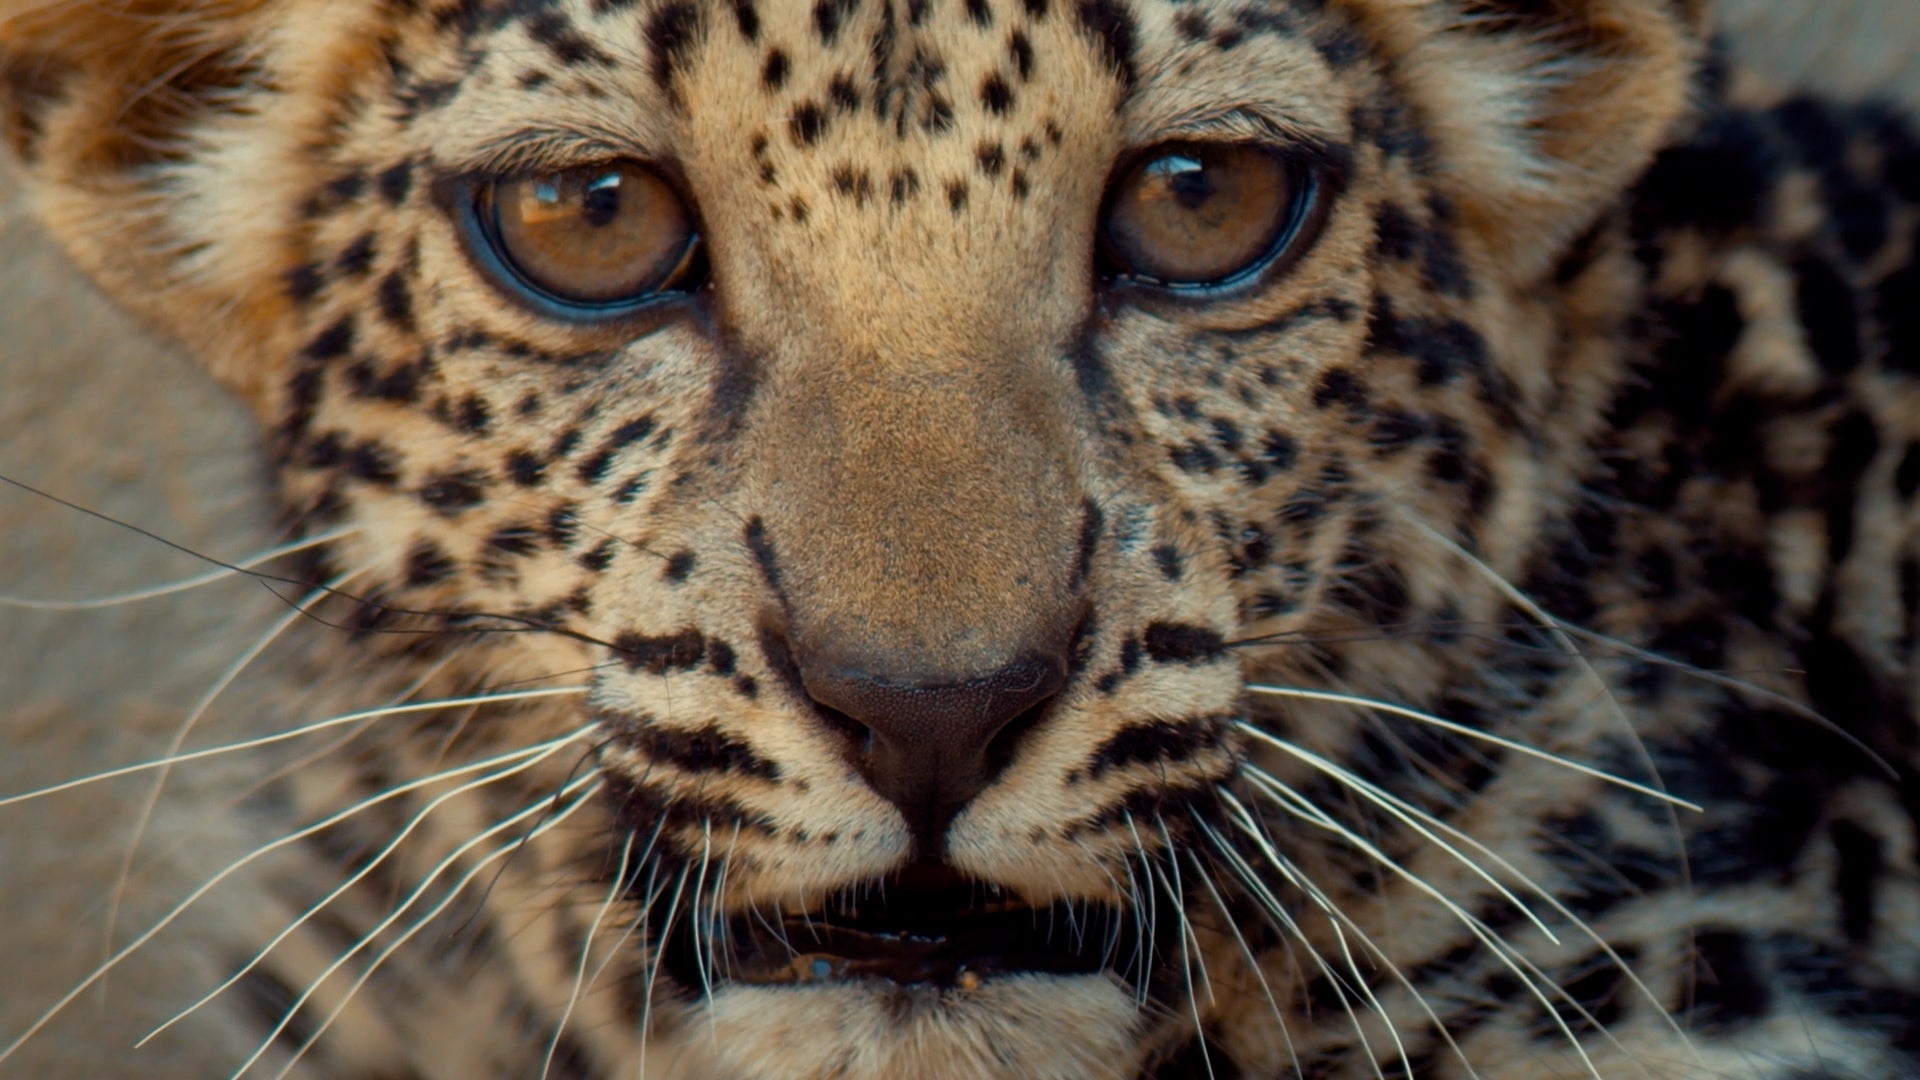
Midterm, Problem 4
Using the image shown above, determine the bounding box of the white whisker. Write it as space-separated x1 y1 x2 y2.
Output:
138 727 600 1047
1153 820 1216 1080
0 527 353 610
1180 844 1300 1077
639 863 692 1079
1221 784 1612 1080
1198 803 1384 1067
105 572 362 980
0 686 591 809
1242 686 1701 812
1236 732 1560 944
541 831 635 1080
260 777 602 1080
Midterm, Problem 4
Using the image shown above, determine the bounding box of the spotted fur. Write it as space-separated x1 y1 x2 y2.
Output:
2 0 1918 1077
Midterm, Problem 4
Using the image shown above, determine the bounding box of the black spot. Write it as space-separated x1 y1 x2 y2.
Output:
1794 256 1862 374
889 168 920 205
378 272 415 331
1261 430 1298 470
487 525 540 557
744 517 784 596
1070 502 1102 590
708 638 737 676
343 440 400 485
418 469 487 512
1830 820 1883 942
1141 622 1225 664
547 503 580 546
1630 107 1781 236
1372 203 1419 261
579 538 615 571
1073 0 1136 87
975 141 1005 177
645 1 700 91
1684 930 1770 1031
608 414 657 449
946 179 969 213
334 233 377 277
1008 31 1034 79
405 540 457 586
506 445 545 484
1897 442 1920 500
792 101 828 145
1168 441 1219 474
235 968 314 1059
285 263 325 303
663 549 697 582
731 0 760 40
979 74 1014 114
576 449 615 484
525 11 610 66
517 68 551 90
1312 367 1367 409
303 317 356 362
761 49 790 90
1367 302 1488 387
965 0 992 25
828 73 861 112
813 0 858 44
456 394 491 434
1152 544 1183 580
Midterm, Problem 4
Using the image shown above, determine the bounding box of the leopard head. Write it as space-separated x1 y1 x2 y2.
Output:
1 0 1702 1074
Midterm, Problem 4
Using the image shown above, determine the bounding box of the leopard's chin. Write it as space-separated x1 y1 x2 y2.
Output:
656 861 1168 1078
698 975 1150 1080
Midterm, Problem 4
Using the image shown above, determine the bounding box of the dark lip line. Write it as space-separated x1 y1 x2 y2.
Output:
651 866 1156 993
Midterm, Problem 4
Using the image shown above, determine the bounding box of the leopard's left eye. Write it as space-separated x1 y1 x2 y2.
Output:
1099 144 1314 290
473 160 704 310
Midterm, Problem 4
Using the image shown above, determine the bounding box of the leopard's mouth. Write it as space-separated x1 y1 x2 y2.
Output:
660 862 1148 991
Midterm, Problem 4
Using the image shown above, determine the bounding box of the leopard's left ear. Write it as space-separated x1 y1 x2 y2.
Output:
1360 0 1708 283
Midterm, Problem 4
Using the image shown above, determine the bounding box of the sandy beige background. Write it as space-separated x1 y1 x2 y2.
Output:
1 3 1915 1075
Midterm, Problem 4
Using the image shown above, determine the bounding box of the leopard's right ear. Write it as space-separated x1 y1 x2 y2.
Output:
1 1 261 172
0 0 348 403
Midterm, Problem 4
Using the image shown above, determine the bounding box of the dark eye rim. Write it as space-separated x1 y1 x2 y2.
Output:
1096 140 1338 296
441 161 710 323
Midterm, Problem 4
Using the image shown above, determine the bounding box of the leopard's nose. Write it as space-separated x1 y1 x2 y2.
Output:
799 653 1066 856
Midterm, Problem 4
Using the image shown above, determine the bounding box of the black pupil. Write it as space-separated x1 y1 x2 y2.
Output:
580 172 622 227
1154 155 1214 211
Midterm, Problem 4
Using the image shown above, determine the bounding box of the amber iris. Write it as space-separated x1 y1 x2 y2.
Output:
487 162 698 305
1102 144 1300 287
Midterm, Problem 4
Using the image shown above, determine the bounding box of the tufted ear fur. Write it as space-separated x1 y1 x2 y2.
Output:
0 0 371 404
1352 0 1708 283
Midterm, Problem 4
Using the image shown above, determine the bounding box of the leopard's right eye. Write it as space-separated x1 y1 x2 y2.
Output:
475 160 704 310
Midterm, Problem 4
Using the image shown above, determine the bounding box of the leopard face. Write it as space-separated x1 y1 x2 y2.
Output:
33 0 1905 1077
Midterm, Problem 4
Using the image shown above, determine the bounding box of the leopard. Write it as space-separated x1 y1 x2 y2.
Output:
1 0 1918 1076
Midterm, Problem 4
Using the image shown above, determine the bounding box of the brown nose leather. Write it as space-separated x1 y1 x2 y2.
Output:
801 653 1065 855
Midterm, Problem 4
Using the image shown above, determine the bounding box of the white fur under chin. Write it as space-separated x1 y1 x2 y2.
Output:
693 974 1147 1080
